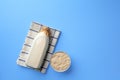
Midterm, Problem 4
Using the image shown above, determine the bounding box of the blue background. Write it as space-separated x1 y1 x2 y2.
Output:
0 0 120 80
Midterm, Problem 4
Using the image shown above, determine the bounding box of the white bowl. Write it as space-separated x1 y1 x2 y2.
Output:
50 51 71 72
